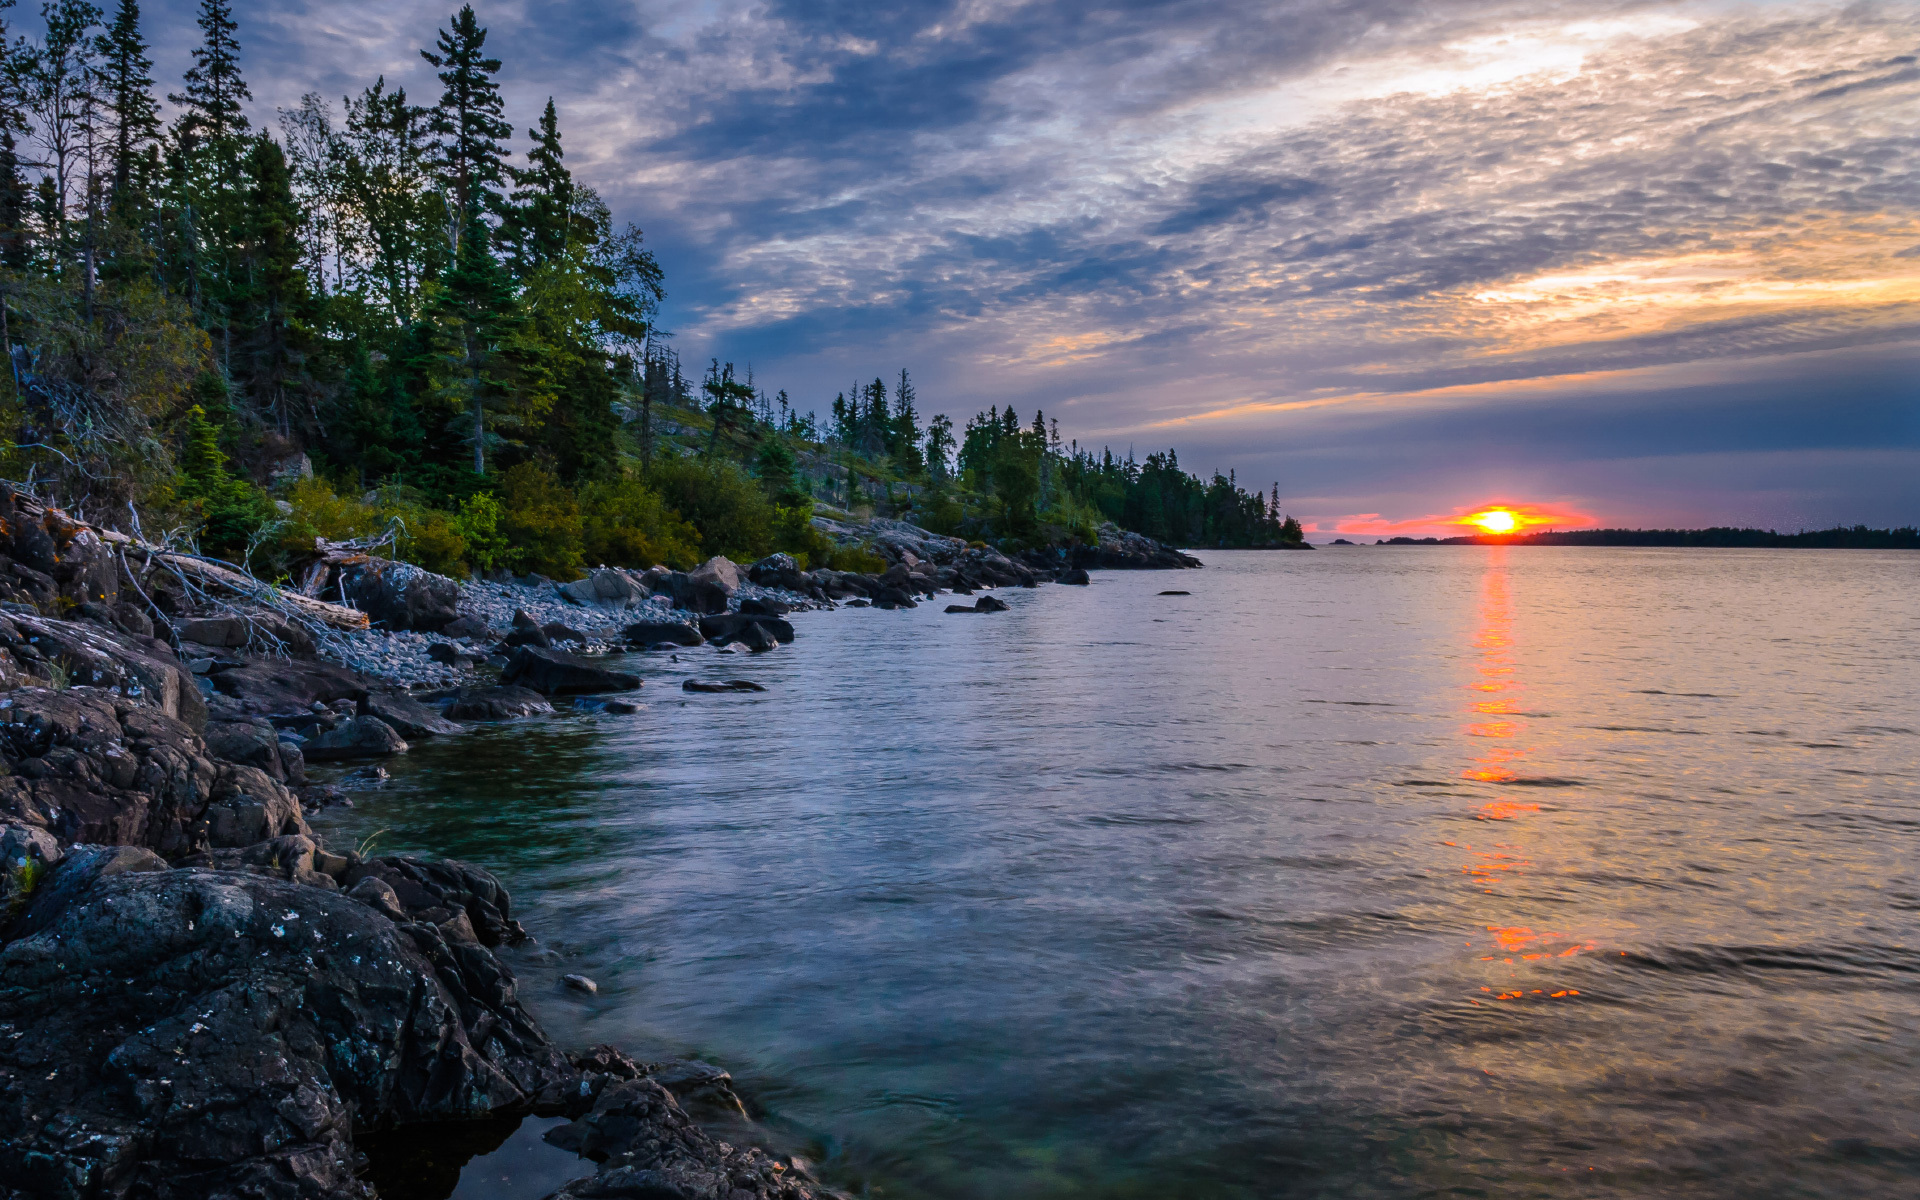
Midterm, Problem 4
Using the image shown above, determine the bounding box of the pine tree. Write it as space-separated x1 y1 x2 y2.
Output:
340 76 447 324
0 131 31 270
236 135 308 437
169 0 250 165
22 0 103 254
420 4 512 224
98 0 160 216
504 97 573 273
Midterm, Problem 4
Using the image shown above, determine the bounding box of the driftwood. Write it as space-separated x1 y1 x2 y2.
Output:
5 488 370 631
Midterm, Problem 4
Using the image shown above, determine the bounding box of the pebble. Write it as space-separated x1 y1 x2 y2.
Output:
563 973 598 995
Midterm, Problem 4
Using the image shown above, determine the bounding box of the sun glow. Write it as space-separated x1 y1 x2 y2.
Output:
1470 509 1519 534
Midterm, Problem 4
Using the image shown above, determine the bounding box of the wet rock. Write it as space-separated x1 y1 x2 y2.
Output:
0 865 574 1198
203 718 304 784
681 680 766 694
747 553 805 591
602 698 643 715
1071 522 1203 570
444 685 554 721
503 624 553 649
301 715 408 761
974 593 1010 612
502 645 641 696
740 596 791 617
337 556 464 631
440 614 491 640
1159 590 1190 596
564 973 598 995
362 690 463 738
0 822 61 912
624 620 702 648
340 854 528 947
541 1077 824 1200
0 610 205 730
1057 568 1091 585
542 622 588 646
697 613 795 646
873 587 917 609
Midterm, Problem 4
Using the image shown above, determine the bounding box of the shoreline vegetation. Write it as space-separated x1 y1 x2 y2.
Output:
1357 526 1920 548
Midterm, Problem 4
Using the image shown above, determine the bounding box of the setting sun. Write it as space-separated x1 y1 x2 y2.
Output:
1468 509 1520 534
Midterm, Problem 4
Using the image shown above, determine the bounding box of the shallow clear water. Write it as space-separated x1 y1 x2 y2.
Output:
318 548 1920 1199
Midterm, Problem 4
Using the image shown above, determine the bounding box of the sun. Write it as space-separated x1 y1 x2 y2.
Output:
1469 509 1519 534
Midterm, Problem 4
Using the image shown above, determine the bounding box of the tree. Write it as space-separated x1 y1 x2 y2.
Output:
98 0 159 216
339 76 447 324
891 367 923 472
924 412 954 480
21 0 104 254
426 209 547 476
0 131 30 270
420 4 511 225
169 0 249 167
235 134 308 436
504 97 573 274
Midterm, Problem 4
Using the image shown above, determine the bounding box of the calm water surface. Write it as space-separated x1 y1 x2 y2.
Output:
317 548 1920 1199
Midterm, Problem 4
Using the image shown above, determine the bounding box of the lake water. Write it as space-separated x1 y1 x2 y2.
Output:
317 547 1920 1199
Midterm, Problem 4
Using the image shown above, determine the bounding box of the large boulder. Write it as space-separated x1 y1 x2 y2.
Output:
362 690 463 738
204 718 305 784
623 620 703 648
502 646 641 695
0 864 576 1199
0 610 205 730
687 555 742 595
0 686 309 856
746 553 805 590
302 715 408 761
336 557 464 632
557 568 649 611
206 657 369 718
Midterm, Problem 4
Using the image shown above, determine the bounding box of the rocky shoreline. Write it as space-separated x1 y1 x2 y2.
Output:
0 487 1198 1200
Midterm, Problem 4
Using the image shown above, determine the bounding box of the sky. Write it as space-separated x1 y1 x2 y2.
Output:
137 0 1919 536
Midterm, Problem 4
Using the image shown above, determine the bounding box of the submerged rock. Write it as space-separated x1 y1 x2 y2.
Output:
444 684 554 721
682 680 766 694
362 690 463 738
623 620 703 648
302 714 409 761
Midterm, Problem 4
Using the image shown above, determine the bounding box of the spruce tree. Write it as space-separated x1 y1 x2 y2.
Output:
237 135 308 436
0 131 30 270
98 0 159 215
169 0 249 164
505 96 572 273
420 4 512 224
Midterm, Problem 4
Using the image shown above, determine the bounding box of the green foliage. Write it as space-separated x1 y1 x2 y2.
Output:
176 399 271 560
496 461 582 578
645 455 771 563
581 475 699 569
451 492 505 571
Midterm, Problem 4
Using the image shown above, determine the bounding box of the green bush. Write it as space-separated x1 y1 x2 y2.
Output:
581 476 701 569
645 456 772 562
825 542 888 573
497 462 585 579
177 403 274 563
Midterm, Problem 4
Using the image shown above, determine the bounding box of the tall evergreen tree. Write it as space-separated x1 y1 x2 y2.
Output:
98 0 159 215
236 134 308 436
340 76 446 324
504 96 572 273
22 0 104 253
420 4 511 225
169 0 249 161
0 131 30 270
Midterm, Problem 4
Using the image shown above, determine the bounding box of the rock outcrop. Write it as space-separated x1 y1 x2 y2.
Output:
334 558 464 632
501 646 642 696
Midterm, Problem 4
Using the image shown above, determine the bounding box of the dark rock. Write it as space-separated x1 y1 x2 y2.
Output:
697 613 795 645
542 622 588 645
205 656 368 718
302 715 408 761
0 610 205 730
746 553 805 591
623 620 702 648
0 865 574 1198
337 557 464 631
1057 568 1091 585
502 646 641 696
540 1077 823 1200
688 580 731 615
0 822 61 912
176 615 249 647
362 690 463 738
681 680 766 694
739 596 790 617
872 587 917 609
0 686 309 856
564 973 598 994
204 719 303 784
512 608 542 631
427 641 481 666
1069 521 1203 570
973 593 1010 612
502 625 553 649
1159 590 1190 596
602 698 643 715
340 854 528 946
440 614 491 640
444 685 555 721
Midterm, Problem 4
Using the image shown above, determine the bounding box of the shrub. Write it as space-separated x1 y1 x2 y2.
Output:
825 542 888 573
645 456 772 562
580 476 701 569
451 493 506 571
497 462 584 579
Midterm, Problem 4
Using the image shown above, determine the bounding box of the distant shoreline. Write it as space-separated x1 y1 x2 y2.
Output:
1316 526 1920 549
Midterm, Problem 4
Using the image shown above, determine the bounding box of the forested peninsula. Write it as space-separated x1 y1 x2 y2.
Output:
0 0 1301 576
